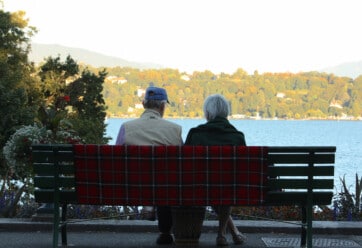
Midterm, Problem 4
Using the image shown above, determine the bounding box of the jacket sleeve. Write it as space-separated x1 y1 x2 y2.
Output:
115 125 126 145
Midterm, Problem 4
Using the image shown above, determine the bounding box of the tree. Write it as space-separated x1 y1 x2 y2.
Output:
38 55 109 144
0 10 39 217
38 55 79 111
67 69 110 144
0 10 38 146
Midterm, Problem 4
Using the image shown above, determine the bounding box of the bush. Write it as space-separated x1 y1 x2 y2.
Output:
333 174 362 221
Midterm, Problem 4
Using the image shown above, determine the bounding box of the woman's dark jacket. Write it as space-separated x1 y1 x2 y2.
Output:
184 117 246 146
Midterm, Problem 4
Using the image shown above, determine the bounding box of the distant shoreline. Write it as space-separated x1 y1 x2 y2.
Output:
107 115 362 121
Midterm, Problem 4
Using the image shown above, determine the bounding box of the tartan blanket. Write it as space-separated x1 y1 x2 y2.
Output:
74 145 268 206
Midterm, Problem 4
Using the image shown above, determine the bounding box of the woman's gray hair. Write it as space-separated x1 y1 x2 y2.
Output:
203 94 230 121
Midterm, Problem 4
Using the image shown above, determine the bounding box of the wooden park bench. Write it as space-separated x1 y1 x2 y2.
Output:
32 144 335 248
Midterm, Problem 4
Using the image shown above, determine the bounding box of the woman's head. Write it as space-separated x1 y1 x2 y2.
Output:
203 94 230 121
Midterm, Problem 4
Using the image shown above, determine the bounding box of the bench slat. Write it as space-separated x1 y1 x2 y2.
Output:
268 153 335 164
32 144 73 151
32 150 74 163
33 164 75 175
268 178 334 189
34 176 75 188
34 190 77 203
268 146 336 153
266 191 333 205
268 166 334 177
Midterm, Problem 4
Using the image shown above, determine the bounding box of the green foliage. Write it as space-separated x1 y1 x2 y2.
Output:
0 9 107 217
0 10 38 150
38 55 79 110
333 174 362 220
3 123 82 178
38 56 109 144
66 69 110 144
69 117 109 144
3 124 48 178
1 120 83 217
0 10 40 217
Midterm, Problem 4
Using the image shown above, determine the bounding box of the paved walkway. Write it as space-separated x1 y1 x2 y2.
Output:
0 218 361 247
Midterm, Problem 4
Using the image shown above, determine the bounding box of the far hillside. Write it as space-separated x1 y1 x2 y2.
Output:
29 44 362 120
100 68 362 120
30 43 362 79
30 43 163 70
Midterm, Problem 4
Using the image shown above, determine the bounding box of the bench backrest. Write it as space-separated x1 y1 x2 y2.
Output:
266 146 335 206
32 144 268 206
33 145 77 204
32 145 335 207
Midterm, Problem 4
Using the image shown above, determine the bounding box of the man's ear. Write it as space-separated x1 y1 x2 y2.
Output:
159 102 166 116
161 102 166 111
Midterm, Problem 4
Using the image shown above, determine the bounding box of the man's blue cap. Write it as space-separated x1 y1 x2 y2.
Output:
145 86 169 103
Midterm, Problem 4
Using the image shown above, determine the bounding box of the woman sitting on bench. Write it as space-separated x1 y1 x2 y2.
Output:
184 94 247 247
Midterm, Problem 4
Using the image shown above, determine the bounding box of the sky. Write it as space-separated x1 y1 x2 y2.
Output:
3 0 362 74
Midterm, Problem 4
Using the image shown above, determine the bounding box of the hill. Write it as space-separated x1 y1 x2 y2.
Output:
29 43 362 78
29 43 163 69
321 61 362 79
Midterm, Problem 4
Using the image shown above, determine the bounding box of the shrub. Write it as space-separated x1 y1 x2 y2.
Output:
333 173 362 221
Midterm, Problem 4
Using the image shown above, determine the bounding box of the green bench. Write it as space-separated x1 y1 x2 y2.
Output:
32 144 335 248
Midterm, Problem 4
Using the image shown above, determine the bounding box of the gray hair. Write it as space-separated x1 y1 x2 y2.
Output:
203 94 230 120
143 99 167 109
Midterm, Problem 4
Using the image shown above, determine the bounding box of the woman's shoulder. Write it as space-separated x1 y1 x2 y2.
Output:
188 123 210 133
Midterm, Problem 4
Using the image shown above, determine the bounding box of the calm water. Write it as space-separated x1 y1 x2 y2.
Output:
106 118 362 193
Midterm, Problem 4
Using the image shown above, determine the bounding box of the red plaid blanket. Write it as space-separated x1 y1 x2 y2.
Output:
74 145 268 206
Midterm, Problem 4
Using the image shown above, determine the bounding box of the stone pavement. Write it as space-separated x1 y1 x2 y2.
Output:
0 218 361 247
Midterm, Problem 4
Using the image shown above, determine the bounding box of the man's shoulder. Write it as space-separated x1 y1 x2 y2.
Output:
123 117 181 129
122 118 141 125
161 119 182 128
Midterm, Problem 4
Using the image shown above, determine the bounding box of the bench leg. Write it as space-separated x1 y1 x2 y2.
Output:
53 201 60 248
306 204 313 248
61 204 68 246
301 206 307 246
302 205 313 248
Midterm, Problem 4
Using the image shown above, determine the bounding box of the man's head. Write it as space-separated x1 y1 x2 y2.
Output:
145 86 169 103
143 86 169 116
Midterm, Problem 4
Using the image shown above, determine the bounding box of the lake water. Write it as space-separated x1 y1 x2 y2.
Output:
106 118 362 193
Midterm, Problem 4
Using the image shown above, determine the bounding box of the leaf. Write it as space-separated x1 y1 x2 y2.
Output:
340 175 354 205
356 174 361 198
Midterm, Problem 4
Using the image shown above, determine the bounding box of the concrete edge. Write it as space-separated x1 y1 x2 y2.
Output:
0 219 361 235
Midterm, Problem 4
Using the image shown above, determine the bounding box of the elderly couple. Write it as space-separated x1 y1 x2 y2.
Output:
115 86 247 246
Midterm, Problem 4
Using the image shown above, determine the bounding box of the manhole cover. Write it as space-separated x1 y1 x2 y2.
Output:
261 237 361 247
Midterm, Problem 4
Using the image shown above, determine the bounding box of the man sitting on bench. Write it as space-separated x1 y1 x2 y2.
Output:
115 85 183 245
